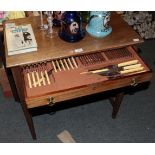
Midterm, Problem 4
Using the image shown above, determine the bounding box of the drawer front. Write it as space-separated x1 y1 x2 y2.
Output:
26 72 152 108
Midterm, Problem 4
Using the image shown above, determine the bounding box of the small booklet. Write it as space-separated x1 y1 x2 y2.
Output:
5 23 37 56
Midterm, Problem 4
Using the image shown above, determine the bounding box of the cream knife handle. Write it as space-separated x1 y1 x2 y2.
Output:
36 71 41 86
41 71 46 85
71 57 78 68
123 64 141 70
60 59 66 71
91 68 109 73
32 72 36 87
67 58 74 69
56 60 61 71
64 59 70 70
45 70 51 85
27 73 32 88
80 68 109 75
118 60 138 67
120 67 144 74
52 61 57 72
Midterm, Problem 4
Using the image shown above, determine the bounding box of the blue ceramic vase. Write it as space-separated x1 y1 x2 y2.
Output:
59 11 85 43
86 11 112 38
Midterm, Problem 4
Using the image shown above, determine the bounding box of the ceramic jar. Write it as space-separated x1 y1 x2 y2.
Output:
86 11 112 38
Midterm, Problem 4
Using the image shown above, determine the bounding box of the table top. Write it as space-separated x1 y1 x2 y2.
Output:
4 13 143 68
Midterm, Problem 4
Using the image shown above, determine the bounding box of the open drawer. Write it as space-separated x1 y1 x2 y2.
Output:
15 46 152 108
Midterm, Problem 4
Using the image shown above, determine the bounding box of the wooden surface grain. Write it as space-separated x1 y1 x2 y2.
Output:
4 13 143 68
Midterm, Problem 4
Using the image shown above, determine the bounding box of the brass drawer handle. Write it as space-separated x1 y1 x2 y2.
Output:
47 96 55 106
130 78 138 87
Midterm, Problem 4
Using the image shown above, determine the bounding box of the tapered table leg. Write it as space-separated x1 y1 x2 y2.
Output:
21 102 36 140
109 92 124 119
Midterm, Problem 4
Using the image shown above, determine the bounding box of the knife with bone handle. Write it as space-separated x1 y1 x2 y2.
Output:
67 58 74 69
71 57 78 68
25 66 32 88
42 62 51 85
34 64 41 87
80 60 145 78
95 66 144 79
80 60 140 75
120 67 144 74
39 64 46 86
30 66 37 87
56 60 62 71
63 59 70 70
117 60 138 67
52 61 57 72
27 72 32 88
60 59 66 70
